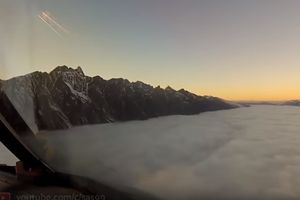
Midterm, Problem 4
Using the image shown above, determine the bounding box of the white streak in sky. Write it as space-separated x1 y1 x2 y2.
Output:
42 11 69 34
38 15 62 38
37 10 69 38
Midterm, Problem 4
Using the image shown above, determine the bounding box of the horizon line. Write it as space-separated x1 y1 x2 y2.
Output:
1 66 300 103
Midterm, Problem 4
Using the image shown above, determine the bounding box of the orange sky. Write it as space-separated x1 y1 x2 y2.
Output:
1 0 300 101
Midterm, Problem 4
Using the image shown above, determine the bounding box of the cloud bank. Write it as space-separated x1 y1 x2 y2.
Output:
13 105 300 199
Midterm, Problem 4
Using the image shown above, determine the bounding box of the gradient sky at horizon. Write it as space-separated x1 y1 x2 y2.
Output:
1 0 300 101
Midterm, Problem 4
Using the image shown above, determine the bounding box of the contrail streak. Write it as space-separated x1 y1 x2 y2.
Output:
38 15 63 38
42 11 69 34
37 10 69 38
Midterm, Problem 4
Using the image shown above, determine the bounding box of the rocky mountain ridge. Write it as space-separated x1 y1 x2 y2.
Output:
0 66 237 131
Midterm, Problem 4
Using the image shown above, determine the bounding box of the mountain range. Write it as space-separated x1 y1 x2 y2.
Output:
282 100 300 106
0 66 237 131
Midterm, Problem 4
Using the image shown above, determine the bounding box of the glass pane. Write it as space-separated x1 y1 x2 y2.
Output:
1 0 300 199
0 143 18 166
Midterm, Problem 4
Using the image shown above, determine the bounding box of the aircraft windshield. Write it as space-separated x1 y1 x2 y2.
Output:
2 1 300 200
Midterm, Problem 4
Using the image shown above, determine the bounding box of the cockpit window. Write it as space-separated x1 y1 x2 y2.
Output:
2 1 300 199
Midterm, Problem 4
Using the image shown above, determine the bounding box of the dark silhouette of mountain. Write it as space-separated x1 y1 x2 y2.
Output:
282 100 300 106
0 66 237 130
236 101 280 106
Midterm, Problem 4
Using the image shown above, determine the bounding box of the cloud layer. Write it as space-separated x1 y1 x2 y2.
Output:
16 105 300 199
